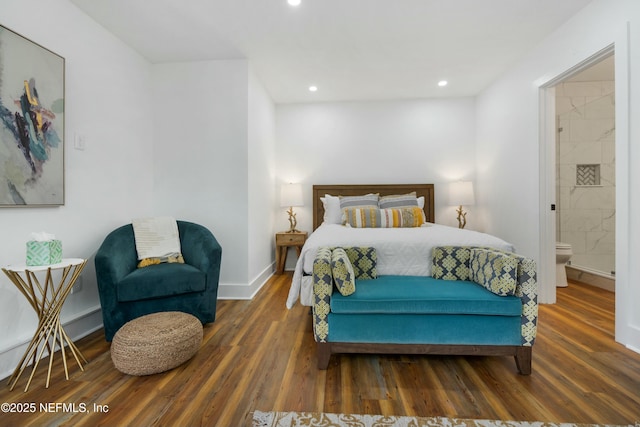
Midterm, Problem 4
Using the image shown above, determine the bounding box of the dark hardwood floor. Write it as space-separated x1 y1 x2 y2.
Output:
0 274 638 427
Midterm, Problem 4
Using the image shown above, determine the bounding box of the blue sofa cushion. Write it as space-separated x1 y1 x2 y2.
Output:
327 313 522 345
330 276 522 317
327 313 523 346
117 263 206 302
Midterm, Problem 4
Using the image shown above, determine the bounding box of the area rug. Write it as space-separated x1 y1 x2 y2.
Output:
251 411 637 427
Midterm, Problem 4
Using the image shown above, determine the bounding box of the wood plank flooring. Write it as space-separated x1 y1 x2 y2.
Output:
1 275 639 427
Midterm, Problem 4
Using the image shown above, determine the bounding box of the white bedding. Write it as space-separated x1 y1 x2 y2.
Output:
285 223 515 308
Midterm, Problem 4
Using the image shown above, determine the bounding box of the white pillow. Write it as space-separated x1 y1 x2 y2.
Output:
321 194 342 224
417 196 425 209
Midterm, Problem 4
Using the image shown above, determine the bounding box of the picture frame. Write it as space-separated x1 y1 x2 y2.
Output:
0 24 65 206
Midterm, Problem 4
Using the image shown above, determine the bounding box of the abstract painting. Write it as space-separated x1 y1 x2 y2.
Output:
0 25 64 206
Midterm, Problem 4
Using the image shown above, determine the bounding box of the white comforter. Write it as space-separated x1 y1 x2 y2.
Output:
285 223 515 308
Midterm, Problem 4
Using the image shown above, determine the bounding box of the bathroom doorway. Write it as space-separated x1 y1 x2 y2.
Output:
554 54 615 292
540 35 634 350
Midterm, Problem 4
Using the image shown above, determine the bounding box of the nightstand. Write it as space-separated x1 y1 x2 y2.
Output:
275 231 308 274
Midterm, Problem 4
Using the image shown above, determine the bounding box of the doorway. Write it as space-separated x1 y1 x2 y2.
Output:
539 41 635 349
554 54 615 291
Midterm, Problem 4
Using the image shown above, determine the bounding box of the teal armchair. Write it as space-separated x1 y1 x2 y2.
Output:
95 220 222 341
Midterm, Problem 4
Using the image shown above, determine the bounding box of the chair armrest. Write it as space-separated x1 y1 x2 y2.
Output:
95 224 138 288
177 221 222 286
312 247 334 342
513 256 538 346
430 245 539 347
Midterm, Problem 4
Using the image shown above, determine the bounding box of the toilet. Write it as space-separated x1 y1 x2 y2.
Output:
556 242 573 287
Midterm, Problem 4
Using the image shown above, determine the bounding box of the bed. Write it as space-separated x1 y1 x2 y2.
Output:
286 183 516 309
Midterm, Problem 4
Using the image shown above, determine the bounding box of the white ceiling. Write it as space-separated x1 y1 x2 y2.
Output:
70 0 594 103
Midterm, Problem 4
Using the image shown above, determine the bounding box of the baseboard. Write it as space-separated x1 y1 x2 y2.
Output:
566 265 615 292
0 305 103 382
217 263 274 300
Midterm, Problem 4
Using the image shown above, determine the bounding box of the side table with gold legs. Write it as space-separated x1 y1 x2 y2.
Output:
2 258 88 392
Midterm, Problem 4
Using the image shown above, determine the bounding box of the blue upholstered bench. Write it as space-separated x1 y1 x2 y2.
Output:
312 246 538 375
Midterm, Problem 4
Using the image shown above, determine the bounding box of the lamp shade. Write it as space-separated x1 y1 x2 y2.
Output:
449 181 475 206
280 183 304 207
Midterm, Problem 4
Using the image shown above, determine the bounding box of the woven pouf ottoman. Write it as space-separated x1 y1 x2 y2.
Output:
111 311 203 376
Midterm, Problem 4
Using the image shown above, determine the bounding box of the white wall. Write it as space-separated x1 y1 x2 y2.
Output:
151 60 249 286
476 0 640 350
248 68 277 294
0 0 155 378
151 60 276 299
275 98 478 236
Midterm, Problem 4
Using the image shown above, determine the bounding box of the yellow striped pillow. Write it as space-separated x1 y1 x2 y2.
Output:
343 207 425 228
343 207 378 227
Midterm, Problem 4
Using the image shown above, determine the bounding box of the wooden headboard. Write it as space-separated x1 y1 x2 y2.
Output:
312 184 435 230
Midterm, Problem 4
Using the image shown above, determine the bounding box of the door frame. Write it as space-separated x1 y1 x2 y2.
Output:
538 40 631 347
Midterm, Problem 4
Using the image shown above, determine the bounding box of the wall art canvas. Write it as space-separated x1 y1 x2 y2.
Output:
0 25 65 206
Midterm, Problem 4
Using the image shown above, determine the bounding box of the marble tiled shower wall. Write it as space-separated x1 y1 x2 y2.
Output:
556 80 615 275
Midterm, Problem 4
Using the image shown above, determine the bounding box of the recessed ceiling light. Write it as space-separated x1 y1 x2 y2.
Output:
438 80 448 87
288 0 301 6
309 85 318 92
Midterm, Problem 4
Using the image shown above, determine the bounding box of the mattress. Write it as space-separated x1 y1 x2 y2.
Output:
285 222 515 308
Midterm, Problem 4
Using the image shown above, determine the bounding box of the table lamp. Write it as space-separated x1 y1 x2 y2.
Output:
280 183 303 233
449 181 475 229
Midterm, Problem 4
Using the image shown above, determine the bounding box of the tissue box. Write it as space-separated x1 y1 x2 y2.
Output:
26 240 63 266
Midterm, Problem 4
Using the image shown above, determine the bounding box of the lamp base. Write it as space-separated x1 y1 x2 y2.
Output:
287 207 299 233
456 205 467 229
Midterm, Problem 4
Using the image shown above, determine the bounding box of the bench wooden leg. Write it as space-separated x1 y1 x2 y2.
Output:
317 343 331 369
515 346 532 375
